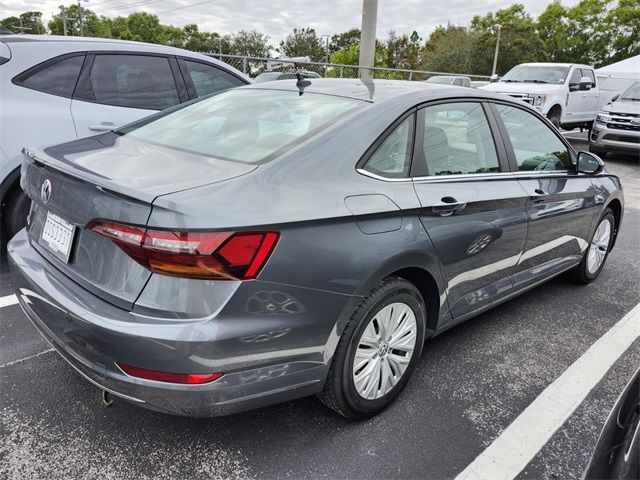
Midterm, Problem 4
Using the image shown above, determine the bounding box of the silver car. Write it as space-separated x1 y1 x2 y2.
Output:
590 81 640 157
9 79 623 418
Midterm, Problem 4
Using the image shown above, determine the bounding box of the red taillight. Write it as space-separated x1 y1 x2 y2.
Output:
117 363 223 384
88 221 279 280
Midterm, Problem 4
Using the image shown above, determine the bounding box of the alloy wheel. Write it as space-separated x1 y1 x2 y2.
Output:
587 218 611 274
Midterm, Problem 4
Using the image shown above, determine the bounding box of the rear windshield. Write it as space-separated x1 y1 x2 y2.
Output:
120 88 364 163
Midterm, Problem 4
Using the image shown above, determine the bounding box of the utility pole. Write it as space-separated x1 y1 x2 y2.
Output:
13 16 32 34
61 6 68 36
78 0 84 37
491 24 502 78
358 0 378 80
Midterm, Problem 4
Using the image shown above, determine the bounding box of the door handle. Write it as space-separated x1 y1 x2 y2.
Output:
88 122 117 132
530 188 548 203
432 197 467 216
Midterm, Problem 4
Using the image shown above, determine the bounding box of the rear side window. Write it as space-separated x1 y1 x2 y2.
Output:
183 60 245 97
76 54 179 110
16 54 84 98
363 115 414 178
420 102 500 176
496 105 571 171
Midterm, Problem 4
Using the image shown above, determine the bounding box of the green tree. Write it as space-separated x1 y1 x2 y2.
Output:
382 30 423 70
279 27 326 61
422 25 481 74
49 5 110 37
471 3 543 75
537 1 572 62
229 29 271 57
126 12 164 44
1 11 45 34
606 0 640 63
330 28 360 54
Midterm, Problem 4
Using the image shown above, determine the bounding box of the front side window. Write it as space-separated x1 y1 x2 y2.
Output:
363 115 414 178
569 68 583 86
420 102 500 176
77 54 179 110
17 54 84 97
120 89 363 164
496 105 571 171
183 60 245 97
583 69 596 86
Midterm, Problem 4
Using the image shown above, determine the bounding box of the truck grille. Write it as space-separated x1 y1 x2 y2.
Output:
606 112 640 132
504 93 535 105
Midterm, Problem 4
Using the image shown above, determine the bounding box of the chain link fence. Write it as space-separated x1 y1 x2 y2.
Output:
203 53 491 83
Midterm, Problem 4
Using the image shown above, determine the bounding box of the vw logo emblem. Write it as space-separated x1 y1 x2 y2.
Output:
41 179 52 204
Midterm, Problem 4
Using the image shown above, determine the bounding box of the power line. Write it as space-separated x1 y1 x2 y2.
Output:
155 0 218 15
93 0 165 13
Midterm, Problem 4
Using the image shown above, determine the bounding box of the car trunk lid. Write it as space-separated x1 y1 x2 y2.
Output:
22 132 257 310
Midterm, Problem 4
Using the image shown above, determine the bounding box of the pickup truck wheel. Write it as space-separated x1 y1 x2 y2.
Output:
547 111 561 129
2 186 30 242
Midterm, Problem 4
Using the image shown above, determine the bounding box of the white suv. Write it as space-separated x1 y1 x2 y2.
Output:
0 35 250 242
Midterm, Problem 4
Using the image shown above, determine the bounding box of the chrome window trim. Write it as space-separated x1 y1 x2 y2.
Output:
356 168 517 183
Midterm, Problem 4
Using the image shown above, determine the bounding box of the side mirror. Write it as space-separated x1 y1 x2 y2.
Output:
490 74 499 83
579 77 592 91
577 151 604 174
610 94 620 103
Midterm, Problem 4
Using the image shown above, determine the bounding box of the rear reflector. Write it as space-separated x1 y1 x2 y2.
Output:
117 363 223 385
88 221 279 280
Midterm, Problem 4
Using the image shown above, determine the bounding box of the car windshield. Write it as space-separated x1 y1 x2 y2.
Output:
500 65 570 84
620 82 640 100
426 76 454 84
254 72 282 83
119 88 364 163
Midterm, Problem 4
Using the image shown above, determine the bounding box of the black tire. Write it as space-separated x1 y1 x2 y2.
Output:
319 276 426 419
2 185 30 242
568 209 615 284
589 146 608 158
547 110 561 129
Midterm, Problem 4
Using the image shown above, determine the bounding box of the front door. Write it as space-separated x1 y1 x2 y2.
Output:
491 102 598 288
412 101 529 319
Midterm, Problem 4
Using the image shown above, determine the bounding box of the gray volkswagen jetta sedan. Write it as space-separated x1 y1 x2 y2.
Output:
8 79 624 418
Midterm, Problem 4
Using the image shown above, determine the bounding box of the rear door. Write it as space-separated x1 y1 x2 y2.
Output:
412 101 529 318
71 53 185 136
491 102 597 288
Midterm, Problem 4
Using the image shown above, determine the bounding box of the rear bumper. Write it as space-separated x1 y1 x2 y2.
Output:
8 230 348 416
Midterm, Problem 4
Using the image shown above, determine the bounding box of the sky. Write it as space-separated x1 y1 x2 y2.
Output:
1 0 582 45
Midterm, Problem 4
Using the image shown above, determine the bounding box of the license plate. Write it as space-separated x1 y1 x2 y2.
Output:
40 211 75 263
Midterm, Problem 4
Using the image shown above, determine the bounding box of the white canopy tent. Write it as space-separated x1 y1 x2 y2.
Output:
596 55 639 96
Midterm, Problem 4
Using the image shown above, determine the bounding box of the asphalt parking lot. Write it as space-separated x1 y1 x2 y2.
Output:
0 135 638 479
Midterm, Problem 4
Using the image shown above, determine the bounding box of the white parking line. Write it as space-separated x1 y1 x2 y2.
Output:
456 302 640 480
0 294 18 308
0 348 54 369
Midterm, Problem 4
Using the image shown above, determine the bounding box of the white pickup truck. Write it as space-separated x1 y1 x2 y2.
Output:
481 62 607 130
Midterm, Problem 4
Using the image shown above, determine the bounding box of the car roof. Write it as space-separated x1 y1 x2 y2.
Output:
517 62 593 69
242 78 510 104
0 35 251 82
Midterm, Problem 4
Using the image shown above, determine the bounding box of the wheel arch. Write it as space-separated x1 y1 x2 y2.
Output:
606 198 623 249
351 248 445 337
